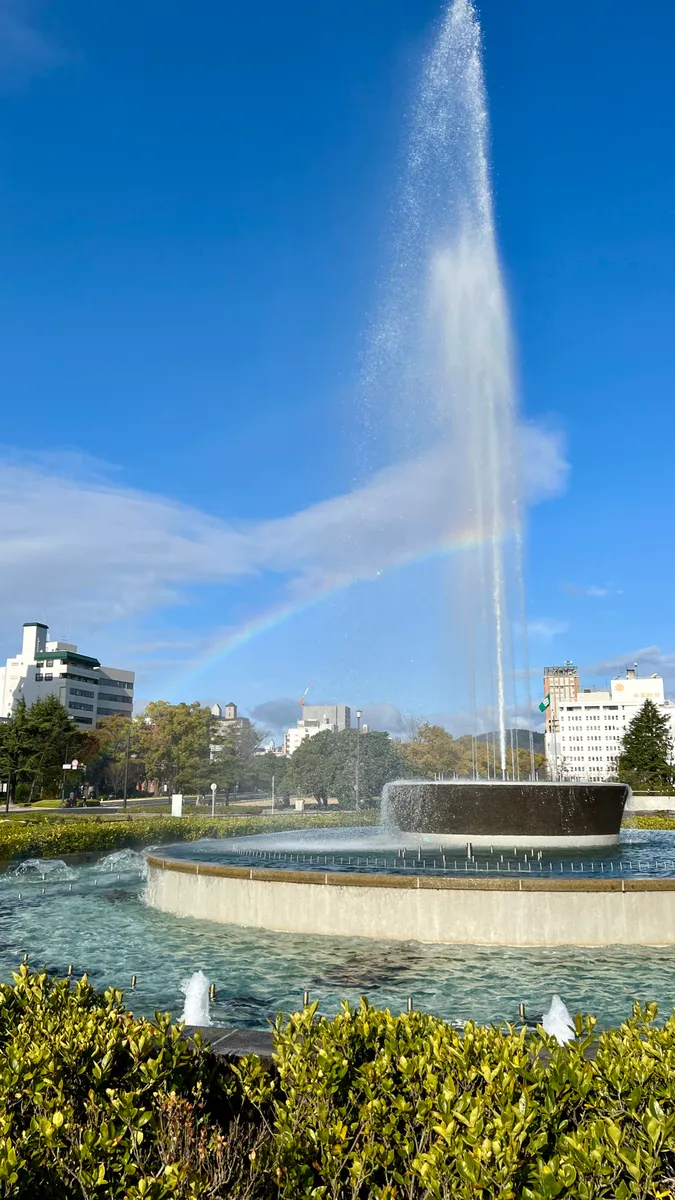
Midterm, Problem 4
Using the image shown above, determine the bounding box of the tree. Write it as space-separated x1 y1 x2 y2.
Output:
399 723 546 780
0 697 91 806
135 702 213 795
617 700 673 791
86 714 140 798
400 723 463 778
284 729 411 807
252 751 290 802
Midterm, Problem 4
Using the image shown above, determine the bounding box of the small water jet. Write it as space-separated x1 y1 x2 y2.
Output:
542 995 575 1045
180 970 212 1026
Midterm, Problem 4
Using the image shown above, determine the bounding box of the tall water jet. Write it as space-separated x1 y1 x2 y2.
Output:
364 0 523 766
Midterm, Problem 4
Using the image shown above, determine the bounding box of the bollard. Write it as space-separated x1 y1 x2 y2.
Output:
466 841 472 858
209 983 216 1003
303 990 310 1008
519 1002 526 1021
67 964 73 977
407 997 413 1013
130 975 137 990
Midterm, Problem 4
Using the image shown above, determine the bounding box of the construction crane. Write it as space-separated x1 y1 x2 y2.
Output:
299 681 313 708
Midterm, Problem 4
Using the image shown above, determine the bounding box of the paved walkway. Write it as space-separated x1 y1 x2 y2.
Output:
183 1025 274 1061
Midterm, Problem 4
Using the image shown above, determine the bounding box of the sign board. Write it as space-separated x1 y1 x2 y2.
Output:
171 793 183 818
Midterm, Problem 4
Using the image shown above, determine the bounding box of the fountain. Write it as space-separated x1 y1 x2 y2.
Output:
383 779 630 849
146 2 661 946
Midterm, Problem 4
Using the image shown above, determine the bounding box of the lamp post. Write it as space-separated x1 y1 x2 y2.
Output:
355 710 362 811
122 722 131 811
210 782 217 817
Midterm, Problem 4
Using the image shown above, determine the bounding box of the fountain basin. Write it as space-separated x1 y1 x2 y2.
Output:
383 780 630 849
145 849 675 947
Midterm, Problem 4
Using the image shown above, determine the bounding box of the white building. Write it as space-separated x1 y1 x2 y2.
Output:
284 704 351 756
0 622 134 729
545 666 675 782
209 701 253 759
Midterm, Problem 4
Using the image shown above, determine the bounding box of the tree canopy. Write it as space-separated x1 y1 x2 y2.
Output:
400 722 545 780
617 700 673 791
284 729 411 806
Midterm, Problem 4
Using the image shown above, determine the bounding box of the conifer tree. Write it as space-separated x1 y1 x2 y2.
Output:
617 699 673 790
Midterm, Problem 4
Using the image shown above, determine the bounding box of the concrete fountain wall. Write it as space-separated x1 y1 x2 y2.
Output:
146 854 675 947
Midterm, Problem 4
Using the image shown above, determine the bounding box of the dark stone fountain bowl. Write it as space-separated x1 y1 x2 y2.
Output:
382 779 630 849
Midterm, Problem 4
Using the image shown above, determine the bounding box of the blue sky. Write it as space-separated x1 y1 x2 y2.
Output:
1 0 674 736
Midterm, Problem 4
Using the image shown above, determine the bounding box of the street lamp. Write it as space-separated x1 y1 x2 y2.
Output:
355 710 362 811
210 782 217 817
122 722 131 811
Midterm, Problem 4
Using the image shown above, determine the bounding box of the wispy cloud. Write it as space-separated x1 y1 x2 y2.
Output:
563 582 622 600
528 617 570 641
0 1 67 90
584 646 675 694
0 420 568 649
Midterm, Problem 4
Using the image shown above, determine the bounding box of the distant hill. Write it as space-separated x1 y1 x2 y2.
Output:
473 729 545 754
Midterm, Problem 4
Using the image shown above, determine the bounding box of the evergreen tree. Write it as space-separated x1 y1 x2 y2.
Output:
617 699 673 790
0 697 89 806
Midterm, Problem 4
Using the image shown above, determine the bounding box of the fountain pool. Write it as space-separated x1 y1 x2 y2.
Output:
3 839 675 1030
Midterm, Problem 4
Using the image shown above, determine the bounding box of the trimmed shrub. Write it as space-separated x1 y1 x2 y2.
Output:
627 815 675 831
2 970 675 1197
0 810 379 862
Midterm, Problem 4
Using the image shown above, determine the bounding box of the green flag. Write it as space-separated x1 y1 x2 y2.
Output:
539 694 551 713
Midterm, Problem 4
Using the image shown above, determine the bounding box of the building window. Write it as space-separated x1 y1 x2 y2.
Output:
73 716 93 725
69 687 95 698
35 673 43 682
69 701 94 712
44 673 53 682
97 693 132 704
96 706 128 717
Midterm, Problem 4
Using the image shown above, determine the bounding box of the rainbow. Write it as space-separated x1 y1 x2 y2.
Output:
167 522 514 695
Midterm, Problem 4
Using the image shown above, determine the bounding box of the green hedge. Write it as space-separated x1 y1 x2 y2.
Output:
0 811 378 861
2 968 675 1197
625 815 675 831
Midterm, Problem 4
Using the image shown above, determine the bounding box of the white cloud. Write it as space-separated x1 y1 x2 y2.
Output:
0 420 568 646
586 586 609 598
528 618 570 641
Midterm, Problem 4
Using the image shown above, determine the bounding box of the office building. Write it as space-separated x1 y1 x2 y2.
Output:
545 664 675 782
284 703 352 756
0 622 134 729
